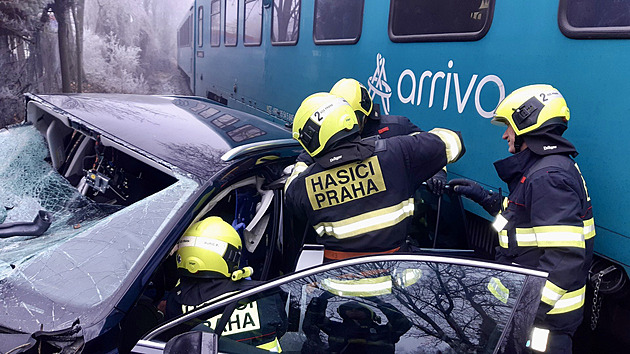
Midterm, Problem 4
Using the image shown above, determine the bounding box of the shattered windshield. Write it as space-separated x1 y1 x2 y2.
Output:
0 124 198 333
0 126 123 273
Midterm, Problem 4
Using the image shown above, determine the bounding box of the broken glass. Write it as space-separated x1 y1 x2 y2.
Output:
0 124 199 335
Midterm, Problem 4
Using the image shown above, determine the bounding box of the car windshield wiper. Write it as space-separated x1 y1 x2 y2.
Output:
0 210 53 239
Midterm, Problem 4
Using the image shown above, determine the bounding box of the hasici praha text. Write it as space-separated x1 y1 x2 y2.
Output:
192 301 261 336
306 156 387 210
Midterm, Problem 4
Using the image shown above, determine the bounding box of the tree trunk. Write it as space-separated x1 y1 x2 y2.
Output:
52 0 73 93
73 0 85 92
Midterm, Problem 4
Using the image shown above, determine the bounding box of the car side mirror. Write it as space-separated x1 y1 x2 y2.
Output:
164 331 218 354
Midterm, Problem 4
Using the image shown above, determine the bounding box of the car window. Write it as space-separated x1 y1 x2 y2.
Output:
148 257 545 353
188 172 288 281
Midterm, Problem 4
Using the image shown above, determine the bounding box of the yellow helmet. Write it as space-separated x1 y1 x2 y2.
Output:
176 216 242 278
292 92 359 157
330 78 373 122
492 84 570 136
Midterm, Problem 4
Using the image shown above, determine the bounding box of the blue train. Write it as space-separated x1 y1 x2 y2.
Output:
178 0 630 347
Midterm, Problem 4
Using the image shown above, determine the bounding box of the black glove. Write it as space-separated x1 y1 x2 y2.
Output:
426 170 447 195
448 178 502 214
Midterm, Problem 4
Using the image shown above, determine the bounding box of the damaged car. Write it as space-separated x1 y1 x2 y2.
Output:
0 93 550 354
0 93 301 353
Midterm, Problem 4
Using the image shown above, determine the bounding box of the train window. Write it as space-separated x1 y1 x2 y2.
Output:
272 0 300 45
225 0 238 46
313 0 364 44
211 0 221 46
388 0 495 42
244 0 262 46
197 7 204 47
559 0 630 39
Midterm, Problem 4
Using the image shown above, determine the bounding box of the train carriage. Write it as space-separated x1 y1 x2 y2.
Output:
178 1 630 350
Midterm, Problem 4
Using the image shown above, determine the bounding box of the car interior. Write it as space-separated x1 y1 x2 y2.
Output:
30 111 178 207
119 160 293 352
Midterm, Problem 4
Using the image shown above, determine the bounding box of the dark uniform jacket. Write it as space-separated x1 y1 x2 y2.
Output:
362 113 422 139
165 277 287 351
285 130 460 254
493 148 595 332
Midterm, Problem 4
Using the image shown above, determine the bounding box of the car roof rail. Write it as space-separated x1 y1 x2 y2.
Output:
221 138 300 161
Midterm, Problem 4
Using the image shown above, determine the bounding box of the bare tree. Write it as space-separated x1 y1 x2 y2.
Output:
72 0 85 92
0 0 52 125
51 0 73 92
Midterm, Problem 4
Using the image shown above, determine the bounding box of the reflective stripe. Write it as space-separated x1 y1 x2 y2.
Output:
322 275 393 297
547 286 586 314
314 198 414 239
498 230 509 248
583 218 596 240
492 214 508 232
257 337 282 352
515 228 537 247
530 327 550 352
541 280 566 306
178 235 228 255
515 225 585 248
533 225 584 247
284 162 308 193
395 268 423 288
428 128 463 163
487 277 510 304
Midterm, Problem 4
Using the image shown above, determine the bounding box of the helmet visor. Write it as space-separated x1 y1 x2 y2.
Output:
298 118 322 155
511 96 544 132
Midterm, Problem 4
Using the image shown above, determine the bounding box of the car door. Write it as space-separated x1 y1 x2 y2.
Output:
133 254 547 354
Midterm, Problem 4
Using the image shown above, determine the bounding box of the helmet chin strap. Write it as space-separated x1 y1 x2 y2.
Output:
513 135 524 153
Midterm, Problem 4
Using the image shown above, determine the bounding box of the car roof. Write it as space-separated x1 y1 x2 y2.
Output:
25 93 296 180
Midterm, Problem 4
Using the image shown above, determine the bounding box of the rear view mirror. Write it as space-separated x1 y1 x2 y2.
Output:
164 331 218 354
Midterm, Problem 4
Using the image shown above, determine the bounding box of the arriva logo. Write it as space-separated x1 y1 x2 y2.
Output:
367 54 392 116
367 53 505 118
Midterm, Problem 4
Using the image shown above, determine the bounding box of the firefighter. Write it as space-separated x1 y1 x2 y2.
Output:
302 294 411 354
331 78 420 139
449 84 594 353
286 78 447 195
284 93 464 261
165 216 287 352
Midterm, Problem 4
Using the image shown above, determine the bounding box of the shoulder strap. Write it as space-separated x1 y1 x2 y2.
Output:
360 134 386 152
375 138 387 152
